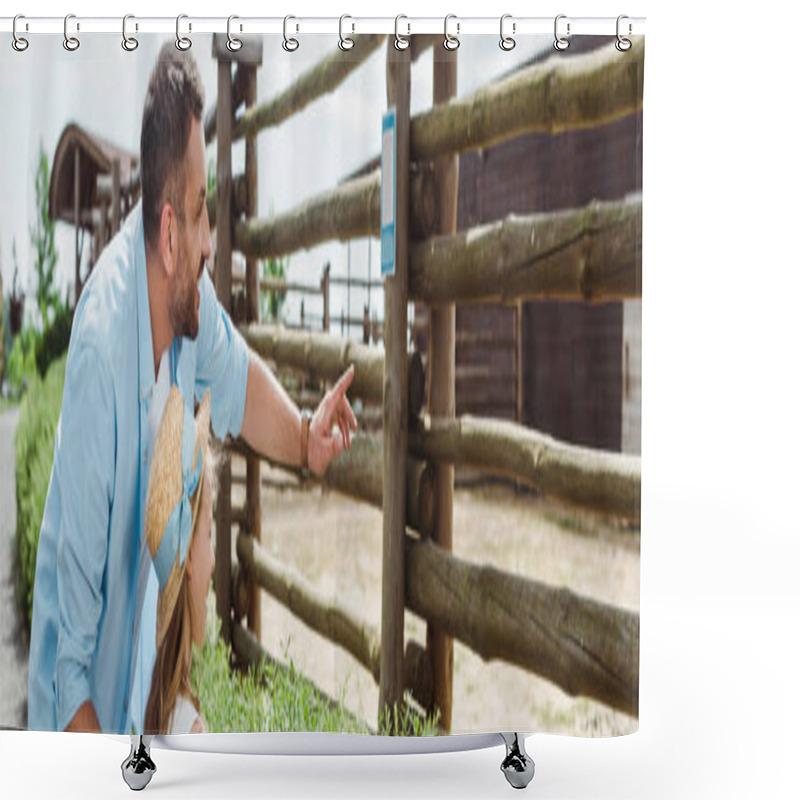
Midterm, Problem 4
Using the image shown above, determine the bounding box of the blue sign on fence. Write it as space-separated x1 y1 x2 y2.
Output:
381 107 396 278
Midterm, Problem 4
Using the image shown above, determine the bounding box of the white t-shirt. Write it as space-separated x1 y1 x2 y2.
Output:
168 693 204 735
129 348 173 730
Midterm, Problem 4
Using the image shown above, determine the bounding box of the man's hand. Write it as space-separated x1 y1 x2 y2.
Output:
308 365 358 476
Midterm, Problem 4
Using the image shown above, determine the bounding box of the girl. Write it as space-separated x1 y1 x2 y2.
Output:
143 386 217 734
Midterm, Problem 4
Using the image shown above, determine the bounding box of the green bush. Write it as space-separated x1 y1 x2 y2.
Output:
34 301 73 379
14 352 67 633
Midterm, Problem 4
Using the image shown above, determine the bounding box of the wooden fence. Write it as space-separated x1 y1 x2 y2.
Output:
207 33 643 730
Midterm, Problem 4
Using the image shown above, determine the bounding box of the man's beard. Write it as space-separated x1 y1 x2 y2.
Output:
168 241 200 340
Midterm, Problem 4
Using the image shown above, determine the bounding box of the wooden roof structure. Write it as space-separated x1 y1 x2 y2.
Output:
48 122 138 232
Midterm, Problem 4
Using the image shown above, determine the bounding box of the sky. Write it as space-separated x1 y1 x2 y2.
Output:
1 32 551 335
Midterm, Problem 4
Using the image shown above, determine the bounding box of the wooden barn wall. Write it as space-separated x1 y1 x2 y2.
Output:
622 299 642 455
454 119 643 451
522 301 623 452
414 37 643 455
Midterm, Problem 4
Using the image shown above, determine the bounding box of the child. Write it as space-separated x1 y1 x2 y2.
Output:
143 386 217 734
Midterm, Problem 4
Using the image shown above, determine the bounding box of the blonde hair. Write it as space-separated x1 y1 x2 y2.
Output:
143 388 218 734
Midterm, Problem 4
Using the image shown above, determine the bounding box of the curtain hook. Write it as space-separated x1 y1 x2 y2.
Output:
122 14 138 52
339 14 355 51
444 13 460 51
283 15 299 52
176 14 192 51
227 15 242 52
394 15 410 51
12 14 29 52
616 15 632 51
500 14 516 51
554 14 570 51
64 13 80 52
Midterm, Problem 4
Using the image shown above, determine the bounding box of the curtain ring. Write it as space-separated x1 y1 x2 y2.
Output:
499 14 516 51
394 15 409 51
283 15 299 52
227 15 242 52
616 15 632 51
64 14 80 52
444 14 460 51
122 14 138 52
176 14 192 51
12 15 29 52
339 14 355 51
553 14 570 51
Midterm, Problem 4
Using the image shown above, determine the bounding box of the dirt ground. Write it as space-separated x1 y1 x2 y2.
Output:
228 457 639 738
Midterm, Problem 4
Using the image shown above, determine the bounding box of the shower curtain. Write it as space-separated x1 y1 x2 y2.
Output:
0 23 643 745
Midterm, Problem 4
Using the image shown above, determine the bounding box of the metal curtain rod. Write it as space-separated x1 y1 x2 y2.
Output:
0 15 646 37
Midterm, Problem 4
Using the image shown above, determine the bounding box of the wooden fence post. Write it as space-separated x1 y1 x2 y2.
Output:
212 33 264 646
380 38 411 722
214 42 234 645
426 44 458 732
74 147 81 301
243 56 263 644
111 158 121 236
322 263 330 333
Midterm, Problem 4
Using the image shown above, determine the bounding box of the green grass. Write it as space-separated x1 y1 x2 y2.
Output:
193 610 440 736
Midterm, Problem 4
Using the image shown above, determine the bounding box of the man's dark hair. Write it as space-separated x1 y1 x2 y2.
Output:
140 41 205 250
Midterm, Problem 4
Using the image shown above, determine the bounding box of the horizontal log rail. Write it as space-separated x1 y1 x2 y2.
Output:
405 536 639 716
237 528 638 716
231 274 325 296
233 165 438 261
236 535 434 710
210 38 641 182
411 37 644 161
230 432 436 538
205 35 387 146
241 323 425 415
409 194 642 305
238 532 382 682
233 186 640 307
206 35 436 146
235 170 379 260
409 414 641 519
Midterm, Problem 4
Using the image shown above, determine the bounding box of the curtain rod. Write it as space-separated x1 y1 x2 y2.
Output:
1 16 646 37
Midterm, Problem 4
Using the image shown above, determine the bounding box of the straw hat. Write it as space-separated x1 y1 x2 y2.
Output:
145 386 211 648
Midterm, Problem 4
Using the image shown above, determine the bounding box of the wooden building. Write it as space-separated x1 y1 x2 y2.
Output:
414 36 642 456
48 123 139 302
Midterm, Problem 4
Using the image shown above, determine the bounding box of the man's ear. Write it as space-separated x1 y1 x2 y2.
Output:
159 202 176 278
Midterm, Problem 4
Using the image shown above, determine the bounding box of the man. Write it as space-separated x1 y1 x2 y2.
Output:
27 42 357 734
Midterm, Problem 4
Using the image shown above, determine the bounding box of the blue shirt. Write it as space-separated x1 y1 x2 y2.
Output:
27 202 250 733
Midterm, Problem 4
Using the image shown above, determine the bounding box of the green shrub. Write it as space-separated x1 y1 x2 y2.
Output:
6 326 38 394
35 301 73 379
14 353 67 633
